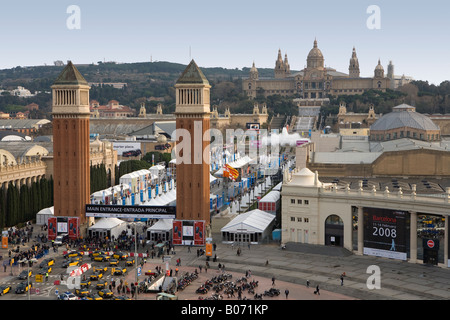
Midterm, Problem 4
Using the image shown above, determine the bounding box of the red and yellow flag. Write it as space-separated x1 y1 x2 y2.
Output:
224 164 239 180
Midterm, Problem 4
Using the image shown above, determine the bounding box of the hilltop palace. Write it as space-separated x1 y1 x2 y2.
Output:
243 39 412 99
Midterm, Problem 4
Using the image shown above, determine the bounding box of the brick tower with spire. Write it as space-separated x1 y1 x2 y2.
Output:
51 61 91 230
174 60 211 240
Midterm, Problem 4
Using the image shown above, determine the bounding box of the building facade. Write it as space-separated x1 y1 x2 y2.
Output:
281 168 450 267
243 40 391 99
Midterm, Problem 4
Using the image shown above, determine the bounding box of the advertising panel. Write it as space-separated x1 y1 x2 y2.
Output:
113 141 141 156
47 217 57 240
172 220 182 245
68 218 79 240
194 221 205 246
172 220 205 246
363 208 407 260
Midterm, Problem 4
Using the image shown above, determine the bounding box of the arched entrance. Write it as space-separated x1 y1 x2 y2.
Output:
325 215 344 247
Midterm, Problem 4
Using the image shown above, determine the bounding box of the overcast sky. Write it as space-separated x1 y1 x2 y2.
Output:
1 0 449 85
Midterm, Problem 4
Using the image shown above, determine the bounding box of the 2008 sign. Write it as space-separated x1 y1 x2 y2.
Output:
373 226 397 238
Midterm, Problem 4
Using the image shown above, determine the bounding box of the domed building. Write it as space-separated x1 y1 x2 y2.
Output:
369 104 441 142
243 39 395 99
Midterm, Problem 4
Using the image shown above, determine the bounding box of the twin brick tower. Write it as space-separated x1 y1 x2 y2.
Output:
52 60 211 238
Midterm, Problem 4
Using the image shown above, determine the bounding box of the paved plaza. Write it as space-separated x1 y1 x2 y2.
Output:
1 225 450 300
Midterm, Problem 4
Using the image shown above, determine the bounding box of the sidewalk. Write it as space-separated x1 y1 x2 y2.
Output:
165 239 450 300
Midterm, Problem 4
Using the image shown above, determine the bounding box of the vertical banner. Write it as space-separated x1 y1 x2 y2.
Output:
205 243 212 257
68 218 79 240
194 221 205 246
172 221 182 245
48 217 57 240
2 230 8 249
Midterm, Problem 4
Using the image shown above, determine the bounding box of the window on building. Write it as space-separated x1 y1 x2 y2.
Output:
297 199 302 204
304 218 309 223
290 217 295 222
297 217 302 222
304 200 309 205
291 199 295 204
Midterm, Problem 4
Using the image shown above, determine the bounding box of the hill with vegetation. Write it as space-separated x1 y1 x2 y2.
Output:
0 61 448 121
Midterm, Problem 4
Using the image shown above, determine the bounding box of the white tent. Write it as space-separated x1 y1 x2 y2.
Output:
36 206 54 225
220 209 275 244
147 219 173 242
88 218 127 239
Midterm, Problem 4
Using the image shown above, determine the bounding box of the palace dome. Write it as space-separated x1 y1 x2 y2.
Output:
370 104 440 132
307 39 323 59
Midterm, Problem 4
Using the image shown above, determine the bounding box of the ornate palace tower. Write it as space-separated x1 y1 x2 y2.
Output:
175 60 211 236
51 62 91 227
349 47 360 78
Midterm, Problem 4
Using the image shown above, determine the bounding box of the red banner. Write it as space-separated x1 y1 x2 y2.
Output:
47 217 57 240
68 218 79 240
172 220 182 245
194 221 204 246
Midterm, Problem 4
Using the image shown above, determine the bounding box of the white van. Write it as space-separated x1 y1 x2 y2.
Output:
54 234 69 246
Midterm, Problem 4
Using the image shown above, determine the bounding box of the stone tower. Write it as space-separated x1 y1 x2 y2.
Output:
51 61 91 228
249 61 259 80
374 59 384 78
274 49 286 78
349 47 360 78
174 60 211 235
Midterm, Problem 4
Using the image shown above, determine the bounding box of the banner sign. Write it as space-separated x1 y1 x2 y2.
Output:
363 208 407 260
48 217 57 240
85 204 176 219
194 221 205 246
68 218 79 240
172 220 205 246
172 220 183 245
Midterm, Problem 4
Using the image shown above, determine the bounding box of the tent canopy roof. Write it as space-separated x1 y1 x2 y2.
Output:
221 209 275 233
89 218 126 230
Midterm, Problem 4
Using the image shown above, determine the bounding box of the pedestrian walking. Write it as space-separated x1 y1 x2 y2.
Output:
340 275 344 286
306 280 310 288
314 284 320 295
272 276 276 286
285 289 289 299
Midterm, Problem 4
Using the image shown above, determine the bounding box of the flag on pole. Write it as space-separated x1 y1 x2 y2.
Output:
224 164 239 181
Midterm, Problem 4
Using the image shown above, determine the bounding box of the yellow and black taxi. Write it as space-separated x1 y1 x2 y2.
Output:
15 282 31 294
64 250 81 259
18 270 32 280
62 257 81 268
89 270 104 281
109 258 120 266
93 266 107 272
98 289 114 299
92 254 110 262
79 278 91 288
75 287 90 297
84 293 103 300
95 280 108 290
113 251 128 260
39 258 55 268
126 257 135 267
0 284 11 296
38 266 52 275
90 250 108 258
111 267 127 276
